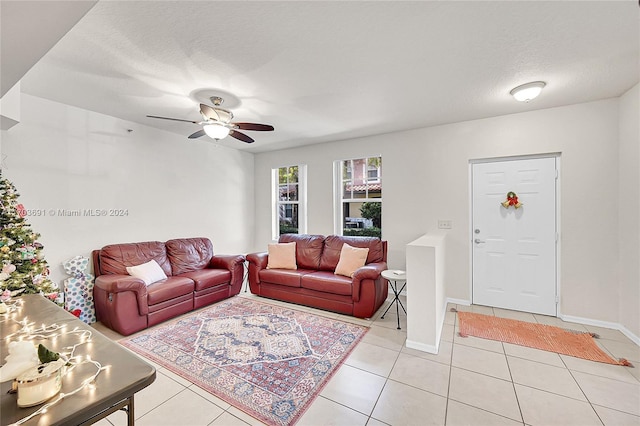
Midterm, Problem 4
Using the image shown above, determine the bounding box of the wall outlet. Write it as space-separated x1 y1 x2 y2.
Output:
438 220 452 229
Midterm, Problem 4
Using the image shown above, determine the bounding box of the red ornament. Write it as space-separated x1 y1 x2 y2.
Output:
16 204 27 218
71 309 82 318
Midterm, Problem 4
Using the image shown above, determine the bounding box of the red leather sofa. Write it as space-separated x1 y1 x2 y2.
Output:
247 234 388 318
92 237 244 336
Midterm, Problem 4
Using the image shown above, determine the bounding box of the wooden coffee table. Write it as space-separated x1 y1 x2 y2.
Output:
1 294 156 426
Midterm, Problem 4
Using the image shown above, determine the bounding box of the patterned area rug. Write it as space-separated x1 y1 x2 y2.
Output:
457 311 631 366
120 297 368 425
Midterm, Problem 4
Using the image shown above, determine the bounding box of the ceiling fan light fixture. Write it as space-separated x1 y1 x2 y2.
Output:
510 81 546 102
203 124 230 140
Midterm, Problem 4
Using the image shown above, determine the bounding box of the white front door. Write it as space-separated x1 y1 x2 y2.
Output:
472 157 557 316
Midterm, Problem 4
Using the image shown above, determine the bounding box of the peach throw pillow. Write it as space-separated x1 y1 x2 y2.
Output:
267 242 297 270
335 244 369 278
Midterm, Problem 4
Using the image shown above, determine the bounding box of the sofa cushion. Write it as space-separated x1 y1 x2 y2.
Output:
179 269 231 291
301 271 353 296
259 268 315 288
319 236 384 271
126 259 168 285
99 241 172 276
166 238 213 275
146 276 195 306
279 234 324 270
334 244 369 278
267 242 297 270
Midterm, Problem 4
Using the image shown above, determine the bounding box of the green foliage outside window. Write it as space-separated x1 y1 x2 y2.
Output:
343 227 381 238
360 202 381 228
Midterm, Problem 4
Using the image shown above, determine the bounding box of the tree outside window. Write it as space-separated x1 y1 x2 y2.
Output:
340 157 382 238
277 166 299 236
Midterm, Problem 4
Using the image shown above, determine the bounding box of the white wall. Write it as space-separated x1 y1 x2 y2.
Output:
2 94 255 285
254 99 623 325
4 92 633 334
618 84 640 339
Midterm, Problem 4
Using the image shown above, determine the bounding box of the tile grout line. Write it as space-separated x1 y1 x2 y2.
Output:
442 306 457 426
490 305 527 425
354 323 404 426
560 356 607 426
503 341 526 425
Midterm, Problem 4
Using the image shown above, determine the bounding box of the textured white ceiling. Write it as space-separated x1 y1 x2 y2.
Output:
16 1 640 153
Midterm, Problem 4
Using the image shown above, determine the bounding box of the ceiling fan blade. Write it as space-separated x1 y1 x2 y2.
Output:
229 129 255 144
199 104 220 121
233 122 274 131
146 115 198 124
188 129 206 139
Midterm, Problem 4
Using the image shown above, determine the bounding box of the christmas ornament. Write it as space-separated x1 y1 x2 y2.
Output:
1 289 11 301
0 171 57 297
501 191 523 209
15 204 27 218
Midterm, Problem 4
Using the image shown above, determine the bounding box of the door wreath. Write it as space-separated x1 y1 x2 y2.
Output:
501 191 522 209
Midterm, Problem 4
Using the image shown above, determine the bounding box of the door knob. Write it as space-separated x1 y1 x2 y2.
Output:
474 239 485 244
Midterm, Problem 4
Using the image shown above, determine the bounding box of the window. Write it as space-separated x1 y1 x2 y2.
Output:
367 163 381 182
336 157 382 238
273 165 306 239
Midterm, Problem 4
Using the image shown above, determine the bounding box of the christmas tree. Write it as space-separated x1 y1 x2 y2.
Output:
0 170 58 298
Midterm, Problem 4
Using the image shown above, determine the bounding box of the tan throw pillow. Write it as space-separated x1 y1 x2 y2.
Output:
335 243 369 278
267 242 297 270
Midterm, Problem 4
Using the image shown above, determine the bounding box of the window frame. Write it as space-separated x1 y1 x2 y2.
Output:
334 156 382 237
272 164 307 240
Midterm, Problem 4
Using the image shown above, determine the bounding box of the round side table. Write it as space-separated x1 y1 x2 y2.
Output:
380 270 407 329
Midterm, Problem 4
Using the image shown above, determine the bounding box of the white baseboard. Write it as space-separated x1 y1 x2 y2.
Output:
618 325 640 347
406 339 439 354
446 297 470 306
560 313 640 347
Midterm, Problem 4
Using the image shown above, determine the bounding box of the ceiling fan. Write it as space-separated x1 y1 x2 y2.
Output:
146 96 274 143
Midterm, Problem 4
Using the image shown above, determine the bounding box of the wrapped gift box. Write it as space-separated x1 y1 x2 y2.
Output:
62 256 96 324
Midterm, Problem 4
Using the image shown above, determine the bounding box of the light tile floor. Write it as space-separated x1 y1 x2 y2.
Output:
92 293 640 426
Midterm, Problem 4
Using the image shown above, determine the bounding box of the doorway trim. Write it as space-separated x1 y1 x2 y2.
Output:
468 153 562 317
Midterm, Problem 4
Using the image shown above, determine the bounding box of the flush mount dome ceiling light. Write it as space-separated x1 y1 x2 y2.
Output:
510 81 546 102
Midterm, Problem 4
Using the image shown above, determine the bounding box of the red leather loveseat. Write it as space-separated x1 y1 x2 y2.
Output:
92 237 244 335
247 234 388 318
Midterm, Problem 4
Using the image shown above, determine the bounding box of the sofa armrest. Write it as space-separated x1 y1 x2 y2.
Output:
94 275 149 315
352 262 388 302
246 252 268 268
209 254 245 271
210 254 246 294
246 252 268 289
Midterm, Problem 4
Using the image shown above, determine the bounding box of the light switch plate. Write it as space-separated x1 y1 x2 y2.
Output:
438 220 452 229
